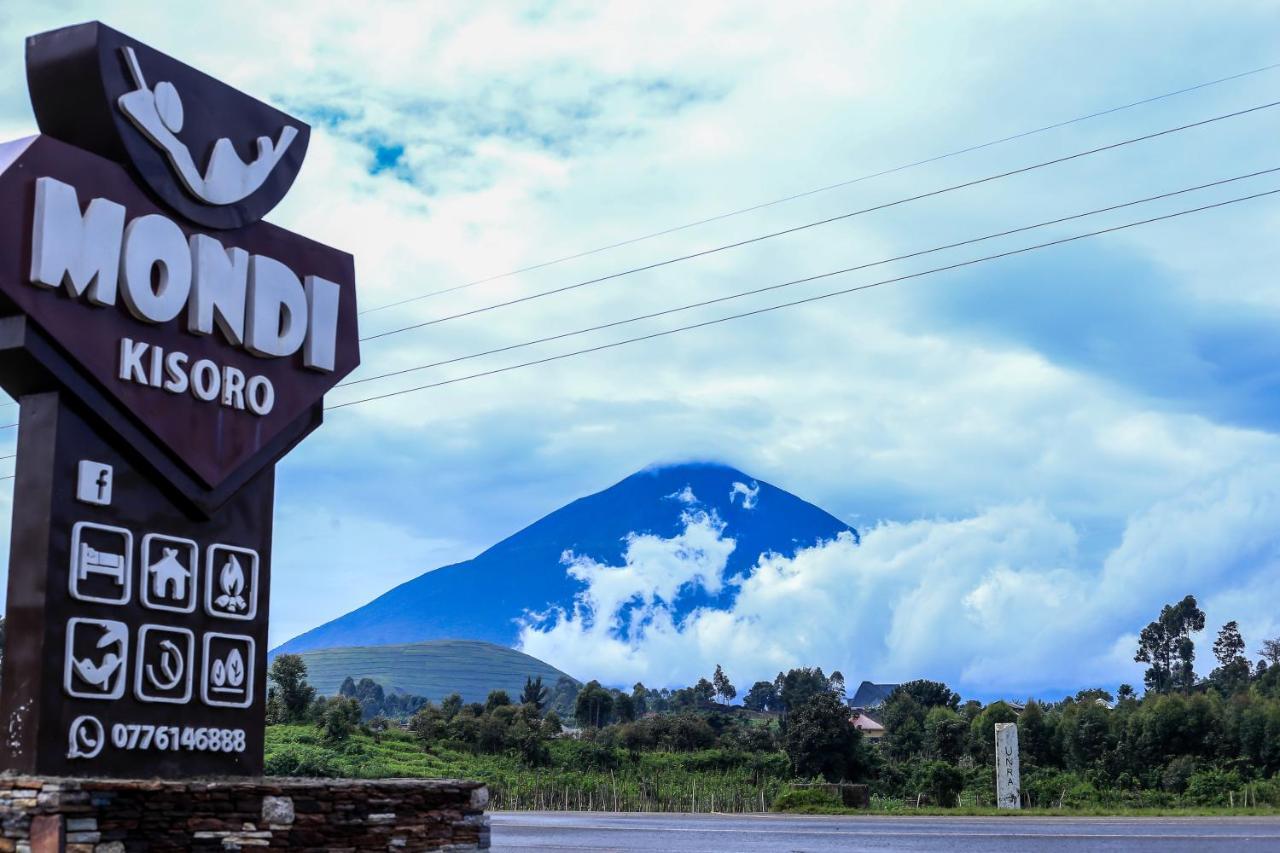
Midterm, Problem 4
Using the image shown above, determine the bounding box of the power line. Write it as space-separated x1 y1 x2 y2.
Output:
359 59 1280 316
360 99 1280 343
0 424 16 431
337 166 1280 389
327 186 1279 411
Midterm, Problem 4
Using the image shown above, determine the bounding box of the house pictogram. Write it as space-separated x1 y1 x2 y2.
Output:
148 547 191 600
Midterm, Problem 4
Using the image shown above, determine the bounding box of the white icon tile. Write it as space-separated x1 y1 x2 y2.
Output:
75 461 113 506
134 625 195 704
200 632 254 708
64 617 128 700
140 534 198 613
66 715 105 759
204 544 258 620
69 522 133 605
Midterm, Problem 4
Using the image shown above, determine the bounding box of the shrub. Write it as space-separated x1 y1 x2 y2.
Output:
317 696 363 743
907 760 965 807
264 743 340 778
1161 756 1198 794
1185 768 1243 806
556 739 621 772
772 784 842 812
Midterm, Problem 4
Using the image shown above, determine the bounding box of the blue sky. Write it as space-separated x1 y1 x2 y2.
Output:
0 2 1278 696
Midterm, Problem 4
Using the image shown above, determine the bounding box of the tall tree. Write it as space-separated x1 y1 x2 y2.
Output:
1261 637 1280 667
574 680 614 728
267 654 316 724
1134 595 1205 693
779 667 830 714
613 690 637 723
631 682 649 716
783 692 868 782
712 664 736 705
1214 621 1246 668
1211 621 1251 695
892 680 960 711
520 676 548 712
742 680 779 712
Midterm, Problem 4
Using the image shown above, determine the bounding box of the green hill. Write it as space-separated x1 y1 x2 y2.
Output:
293 640 576 704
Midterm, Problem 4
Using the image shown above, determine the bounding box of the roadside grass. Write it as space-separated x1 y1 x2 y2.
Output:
265 726 1280 817
782 802 1280 817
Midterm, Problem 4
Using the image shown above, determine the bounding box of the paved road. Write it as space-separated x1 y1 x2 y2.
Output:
490 811 1280 851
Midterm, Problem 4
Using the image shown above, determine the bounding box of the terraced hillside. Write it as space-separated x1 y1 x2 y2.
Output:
293 639 576 704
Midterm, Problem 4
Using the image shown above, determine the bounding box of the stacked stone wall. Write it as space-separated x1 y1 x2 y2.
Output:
0 776 488 852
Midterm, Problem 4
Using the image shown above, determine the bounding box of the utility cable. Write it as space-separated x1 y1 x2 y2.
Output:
360 99 1280 343
339 167 1280 388
359 60 1280 315
327 186 1279 410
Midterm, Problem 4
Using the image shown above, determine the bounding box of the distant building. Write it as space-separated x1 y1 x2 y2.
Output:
849 681 898 710
849 711 886 740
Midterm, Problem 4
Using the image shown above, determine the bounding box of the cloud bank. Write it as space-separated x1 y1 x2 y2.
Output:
519 461 1280 698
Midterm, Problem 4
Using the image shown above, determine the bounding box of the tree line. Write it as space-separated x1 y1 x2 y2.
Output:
264 593 1280 809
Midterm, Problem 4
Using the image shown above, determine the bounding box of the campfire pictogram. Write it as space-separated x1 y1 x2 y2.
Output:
214 553 248 613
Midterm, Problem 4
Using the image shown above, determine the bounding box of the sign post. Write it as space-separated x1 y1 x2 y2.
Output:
995 722 1021 809
0 21 359 779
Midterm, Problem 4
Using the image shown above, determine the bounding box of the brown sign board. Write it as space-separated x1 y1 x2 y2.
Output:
0 135 358 495
0 22 361 778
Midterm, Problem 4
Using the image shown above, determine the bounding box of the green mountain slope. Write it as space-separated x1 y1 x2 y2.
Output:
295 640 576 704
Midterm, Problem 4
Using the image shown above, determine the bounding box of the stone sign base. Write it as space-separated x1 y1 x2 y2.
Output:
0 775 489 852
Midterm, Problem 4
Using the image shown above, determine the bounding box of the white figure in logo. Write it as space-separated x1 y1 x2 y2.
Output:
116 46 298 206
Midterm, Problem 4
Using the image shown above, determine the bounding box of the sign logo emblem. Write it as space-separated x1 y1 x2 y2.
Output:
118 47 300 208
27 22 312 229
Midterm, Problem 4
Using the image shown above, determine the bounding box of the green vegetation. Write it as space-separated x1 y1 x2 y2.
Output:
291 639 575 703
265 595 1280 815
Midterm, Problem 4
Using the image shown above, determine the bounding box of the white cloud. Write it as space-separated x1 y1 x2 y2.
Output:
665 485 698 505
520 460 1280 697
729 481 759 509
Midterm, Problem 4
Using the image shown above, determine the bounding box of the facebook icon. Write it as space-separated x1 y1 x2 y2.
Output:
75 460 113 507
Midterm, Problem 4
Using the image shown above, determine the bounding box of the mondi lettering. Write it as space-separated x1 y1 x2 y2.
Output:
28 176 339 373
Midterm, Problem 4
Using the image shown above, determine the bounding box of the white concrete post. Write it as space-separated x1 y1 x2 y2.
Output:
995 722 1021 809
